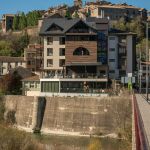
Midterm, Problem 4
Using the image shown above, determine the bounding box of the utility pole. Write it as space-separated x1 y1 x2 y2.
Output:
146 22 149 101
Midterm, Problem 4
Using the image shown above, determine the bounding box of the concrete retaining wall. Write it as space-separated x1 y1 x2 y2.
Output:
4 95 119 136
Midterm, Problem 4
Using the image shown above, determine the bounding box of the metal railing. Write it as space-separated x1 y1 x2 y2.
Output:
43 73 107 79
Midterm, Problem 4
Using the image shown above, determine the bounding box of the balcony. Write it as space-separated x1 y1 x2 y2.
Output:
42 73 107 79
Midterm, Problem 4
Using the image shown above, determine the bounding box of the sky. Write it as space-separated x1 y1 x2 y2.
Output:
0 0 150 18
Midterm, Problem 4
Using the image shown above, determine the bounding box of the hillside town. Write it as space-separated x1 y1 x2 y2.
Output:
0 0 150 149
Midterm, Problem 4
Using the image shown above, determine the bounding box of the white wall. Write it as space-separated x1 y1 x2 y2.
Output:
0 61 26 75
44 36 65 70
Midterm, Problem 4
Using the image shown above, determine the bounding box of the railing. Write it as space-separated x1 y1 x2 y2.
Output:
133 93 150 150
42 73 107 79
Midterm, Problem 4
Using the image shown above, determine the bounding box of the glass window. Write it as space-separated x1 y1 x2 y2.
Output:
73 47 90 56
109 70 115 73
30 82 35 88
47 59 53 67
27 61 31 65
109 48 115 51
59 59 65 67
15 62 18 67
109 59 115 62
59 37 65 45
59 48 65 56
47 37 53 45
47 48 53 56
109 37 115 40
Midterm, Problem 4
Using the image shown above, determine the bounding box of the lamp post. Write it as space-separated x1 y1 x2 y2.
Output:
146 22 149 101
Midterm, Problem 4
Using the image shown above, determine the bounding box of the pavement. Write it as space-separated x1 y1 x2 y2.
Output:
135 94 150 149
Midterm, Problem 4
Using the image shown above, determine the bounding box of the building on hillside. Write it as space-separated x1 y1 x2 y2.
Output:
24 44 43 72
0 56 26 76
39 17 109 95
108 29 136 79
1 14 14 33
74 0 82 8
22 75 40 96
85 2 147 21
21 17 136 96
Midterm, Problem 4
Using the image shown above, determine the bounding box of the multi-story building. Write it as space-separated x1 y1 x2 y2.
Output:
85 1 147 21
21 17 136 96
108 29 136 79
0 56 26 75
24 44 43 72
39 17 109 95
1 14 14 33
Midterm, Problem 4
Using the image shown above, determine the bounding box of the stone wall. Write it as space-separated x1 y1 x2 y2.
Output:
4 95 123 136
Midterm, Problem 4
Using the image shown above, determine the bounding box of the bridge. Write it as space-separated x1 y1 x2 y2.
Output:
133 93 150 150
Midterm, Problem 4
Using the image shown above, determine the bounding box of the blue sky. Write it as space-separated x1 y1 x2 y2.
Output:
0 0 150 18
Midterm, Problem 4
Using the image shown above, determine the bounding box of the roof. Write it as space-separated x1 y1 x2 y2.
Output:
22 75 40 81
39 18 98 35
0 56 25 62
40 18 80 35
109 28 137 35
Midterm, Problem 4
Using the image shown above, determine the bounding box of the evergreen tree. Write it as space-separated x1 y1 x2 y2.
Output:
65 10 71 19
26 10 42 26
18 12 27 30
12 15 19 30
86 9 91 17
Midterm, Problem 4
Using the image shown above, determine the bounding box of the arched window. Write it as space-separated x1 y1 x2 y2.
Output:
73 47 90 56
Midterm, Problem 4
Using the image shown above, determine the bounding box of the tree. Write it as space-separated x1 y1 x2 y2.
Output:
26 10 42 26
11 33 29 56
12 15 19 30
0 40 12 56
18 12 27 30
0 71 22 95
65 10 71 19
86 9 91 17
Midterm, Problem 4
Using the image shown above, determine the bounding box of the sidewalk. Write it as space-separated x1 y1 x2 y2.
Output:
135 94 150 149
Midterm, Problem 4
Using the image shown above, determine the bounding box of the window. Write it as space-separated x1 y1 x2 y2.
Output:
59 48 65 56
27 61 31 65
47 48 53 56
32 60 35 65
109 48 115 51
15 62 18 67
73 47 90 56
59 37 65 45
47 59 53 67
109 59 115 62
47 37 53 45
109 37 115 40
59 59 65 67
109 70 115 73
30 82 35 88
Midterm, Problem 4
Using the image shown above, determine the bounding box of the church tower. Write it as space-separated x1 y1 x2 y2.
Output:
74 0 82 8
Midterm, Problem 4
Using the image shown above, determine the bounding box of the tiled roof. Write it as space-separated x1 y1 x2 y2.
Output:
0 56 25 62
22 75 40 81
40 18 81 35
